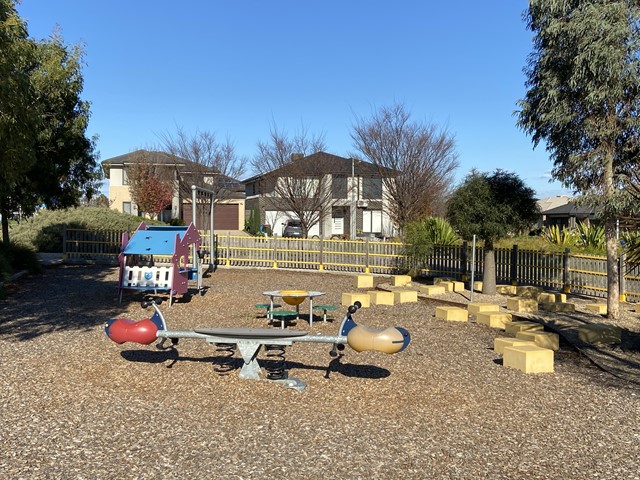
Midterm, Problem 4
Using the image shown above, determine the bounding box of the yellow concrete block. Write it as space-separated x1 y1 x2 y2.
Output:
539 292 556 303
451 281 465 293
496 285 517 295
516 286 543 300
505 321 544 334
468 303 501 314
503 345 554 373
473 281 483 292
391 275 412 287
539 302 575 313
394 289 418 303
434 277 455 284
367 290 395 306
354 274 374 289
341 292 371 308
476 311 512 329
516 330 560 351
506 297 538 313
494 337 536 354
585 304 607 315
418 285 446 296
439 281 455 292
578 324 622 345
435 306 468 322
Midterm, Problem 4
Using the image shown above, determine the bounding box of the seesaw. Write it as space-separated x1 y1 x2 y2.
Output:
105 300 410 391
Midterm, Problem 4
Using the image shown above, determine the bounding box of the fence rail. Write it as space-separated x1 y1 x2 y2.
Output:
62 228 640 302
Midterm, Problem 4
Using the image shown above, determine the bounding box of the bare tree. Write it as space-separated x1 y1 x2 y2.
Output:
158 126 246 203
351 103 459 232
252 123 331 237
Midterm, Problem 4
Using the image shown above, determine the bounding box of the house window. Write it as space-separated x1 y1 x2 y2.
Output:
332 175 347 199
362 177 382 199
362 210 382 234
122 169 129 186
123 202 132 214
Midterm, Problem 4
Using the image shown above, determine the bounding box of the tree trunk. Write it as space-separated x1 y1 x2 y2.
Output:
605 217 620 319
1 206 10 247
482 241 497 294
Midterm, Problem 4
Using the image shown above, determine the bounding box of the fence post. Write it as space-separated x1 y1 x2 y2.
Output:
365 238 370 273
562 248 571 293
510 244 518 286
225 232 230 266
272 239 278 268
62 224 68 260
620 253 626 302
319 238 324 271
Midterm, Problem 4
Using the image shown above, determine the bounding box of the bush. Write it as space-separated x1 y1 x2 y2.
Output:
4 207 164 252
0 242 41 283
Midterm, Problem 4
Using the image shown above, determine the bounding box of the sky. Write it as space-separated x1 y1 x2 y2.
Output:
15 0 573 200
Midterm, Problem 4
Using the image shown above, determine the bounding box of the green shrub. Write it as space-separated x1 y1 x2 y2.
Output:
0 242 41 282
540 225 577 247
575 222 605 252
4 207 164 252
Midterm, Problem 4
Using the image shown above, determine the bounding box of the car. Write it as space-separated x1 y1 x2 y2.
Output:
282 220 304 238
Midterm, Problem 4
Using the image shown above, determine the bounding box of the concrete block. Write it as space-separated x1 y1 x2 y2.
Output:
494 337 536 354
434 277 455 284
585 304 607 315
394 289 418 303
505 321 544 334
476 311 513 329
418 285 446 296
367 290 394 306
496 285 517 295
435 306 468 322
341 292 371 308
578 324 622 345
354 274 374 289
468 303 501 315
515 286 543 300
539 292 566 303
507 297 538 313
516 331 560 351
451 281 465 293
473 281 483 292
503 345 554 373
438 281 455 292
391 275 412 287
539 302 575 313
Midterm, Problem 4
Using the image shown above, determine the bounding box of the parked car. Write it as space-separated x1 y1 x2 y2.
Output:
283 220 304 238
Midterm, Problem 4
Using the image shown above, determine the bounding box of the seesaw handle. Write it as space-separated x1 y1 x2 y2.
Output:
347 325 410 354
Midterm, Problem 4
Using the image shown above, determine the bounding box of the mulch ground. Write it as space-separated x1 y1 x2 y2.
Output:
1 265 639 479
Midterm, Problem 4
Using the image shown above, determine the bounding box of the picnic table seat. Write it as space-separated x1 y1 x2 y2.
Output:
255 303 282 319
268 310 298 329
313 304 339 322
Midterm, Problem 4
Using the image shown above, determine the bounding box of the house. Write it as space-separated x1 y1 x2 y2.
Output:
101 150 245 230
243 151 396 238
541 201 597 229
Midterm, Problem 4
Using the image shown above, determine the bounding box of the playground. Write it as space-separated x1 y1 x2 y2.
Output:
1 265 639 478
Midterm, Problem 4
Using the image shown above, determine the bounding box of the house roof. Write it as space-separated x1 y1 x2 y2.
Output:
537 195 572 213
242 151 396 183
543 201 594 217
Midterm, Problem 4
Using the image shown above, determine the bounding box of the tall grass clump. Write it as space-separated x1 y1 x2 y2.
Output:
402 216 460 275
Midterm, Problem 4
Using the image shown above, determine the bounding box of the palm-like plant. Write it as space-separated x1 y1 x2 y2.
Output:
540 225 576 247
575 222 605 250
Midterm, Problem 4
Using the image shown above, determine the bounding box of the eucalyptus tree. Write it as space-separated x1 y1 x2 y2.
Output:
447 170 539 295
517 0 640 319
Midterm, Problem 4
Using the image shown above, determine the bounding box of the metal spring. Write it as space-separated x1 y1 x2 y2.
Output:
214 343 236 375
264 344 286 380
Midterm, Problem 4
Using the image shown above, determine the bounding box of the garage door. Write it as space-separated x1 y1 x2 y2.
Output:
182 203 240 230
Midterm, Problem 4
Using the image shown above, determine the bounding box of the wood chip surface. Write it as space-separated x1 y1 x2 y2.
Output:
1 265 639 479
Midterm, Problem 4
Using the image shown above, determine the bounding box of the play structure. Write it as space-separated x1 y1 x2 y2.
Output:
105 301 411 391
118 222 203 305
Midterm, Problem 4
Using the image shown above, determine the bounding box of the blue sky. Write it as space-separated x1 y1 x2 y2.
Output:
16 0 572 199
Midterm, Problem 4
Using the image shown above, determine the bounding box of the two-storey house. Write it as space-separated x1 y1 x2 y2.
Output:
101 149 245 229
243 151 396 238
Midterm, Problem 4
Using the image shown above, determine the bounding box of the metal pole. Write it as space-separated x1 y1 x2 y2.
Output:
350 157 356 240
470 235 476 302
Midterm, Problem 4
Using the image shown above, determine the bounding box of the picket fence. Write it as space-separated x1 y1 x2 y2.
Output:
62 227 640 302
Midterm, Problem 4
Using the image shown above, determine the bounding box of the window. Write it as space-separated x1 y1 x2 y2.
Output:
123 202 132 214
122 169 129 186
332 175 347 199
362 210 382 234
362 177 382 199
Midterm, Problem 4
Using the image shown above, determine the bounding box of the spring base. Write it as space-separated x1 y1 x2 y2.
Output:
214 343 236 374
264 344 286 380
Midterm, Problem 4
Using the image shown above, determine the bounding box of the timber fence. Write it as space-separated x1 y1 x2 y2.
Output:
62 227 640 302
